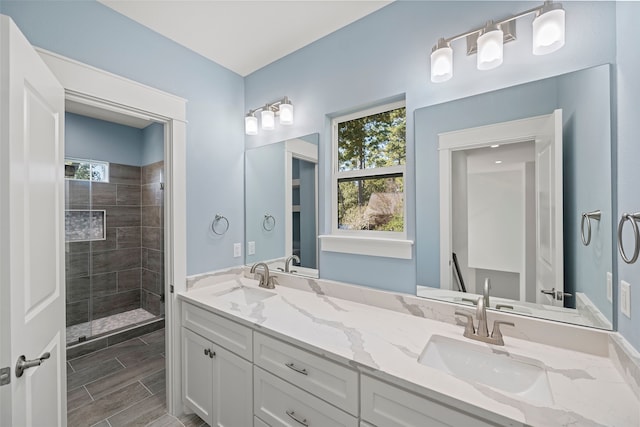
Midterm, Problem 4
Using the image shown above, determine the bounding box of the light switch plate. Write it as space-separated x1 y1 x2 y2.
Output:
248 241 256 255
606 272 613 303
233 243 241 258
620 280 631 318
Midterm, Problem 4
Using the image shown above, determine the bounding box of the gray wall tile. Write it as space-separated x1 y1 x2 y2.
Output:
117 227 141 248
142 227 163 251
92 290 141 319
142 291 163 316
90 227 117 252
65 180 90 207
118 268 141 292
91 182 117 205
142 161 163 185
142 269 160 294
92 248 141 275
144 249 163 274
66 252 89 278
66 300 89 327
110 164 141 185
66 276 90 303
141 183 163 206
100 206 141 228
117 184 141 206
141 206 162 228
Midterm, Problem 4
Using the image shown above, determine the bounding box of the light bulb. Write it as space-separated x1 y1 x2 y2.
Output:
430 39 453 83
477 23 504 70
245 114 258 135
533 4 565 55
261 108 275 130
279 102 294 125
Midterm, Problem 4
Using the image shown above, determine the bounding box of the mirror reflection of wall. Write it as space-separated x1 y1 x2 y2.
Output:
416 65 613 329
245 133 319 277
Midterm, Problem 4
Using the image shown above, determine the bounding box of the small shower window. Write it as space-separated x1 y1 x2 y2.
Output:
65 158 109 182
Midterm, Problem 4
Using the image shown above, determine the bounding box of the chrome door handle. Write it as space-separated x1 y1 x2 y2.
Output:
286 410 309 426
15 352 50 378
285 362 308 375
540 288 556 296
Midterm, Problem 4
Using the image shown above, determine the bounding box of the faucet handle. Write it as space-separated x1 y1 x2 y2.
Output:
454 311 476 337
490 320 515 345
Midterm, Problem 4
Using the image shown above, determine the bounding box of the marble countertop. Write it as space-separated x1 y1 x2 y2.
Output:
179 277 639 427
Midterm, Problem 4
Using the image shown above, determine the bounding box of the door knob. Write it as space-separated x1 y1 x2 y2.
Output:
15 352 50 378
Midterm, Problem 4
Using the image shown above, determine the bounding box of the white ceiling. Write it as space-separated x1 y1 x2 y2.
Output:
98 0 393 76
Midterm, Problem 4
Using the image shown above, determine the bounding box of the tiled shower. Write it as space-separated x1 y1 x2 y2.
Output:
65 160 165 347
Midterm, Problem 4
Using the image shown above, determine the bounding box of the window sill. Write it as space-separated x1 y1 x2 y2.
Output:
318 235 413 259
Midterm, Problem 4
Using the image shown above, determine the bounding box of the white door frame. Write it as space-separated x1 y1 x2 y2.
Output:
36 48 187 415
283 138 318 267
438 112 563 301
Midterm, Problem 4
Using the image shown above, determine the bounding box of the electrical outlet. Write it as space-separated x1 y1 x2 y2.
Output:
606 272 613 303
233 243 242 258
620 280 631 318
248 241 256 255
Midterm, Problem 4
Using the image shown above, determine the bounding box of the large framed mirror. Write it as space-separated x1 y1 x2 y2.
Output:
416 64 614 329
245 133 319 277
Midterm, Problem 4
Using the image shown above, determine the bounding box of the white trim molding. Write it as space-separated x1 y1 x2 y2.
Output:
37 47 187 416
319 235 413 259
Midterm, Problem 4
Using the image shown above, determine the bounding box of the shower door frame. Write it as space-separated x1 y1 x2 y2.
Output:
36 48 187 416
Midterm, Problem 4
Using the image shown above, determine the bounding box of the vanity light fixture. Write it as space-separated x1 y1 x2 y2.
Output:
244 96 294 135
430 1 565 82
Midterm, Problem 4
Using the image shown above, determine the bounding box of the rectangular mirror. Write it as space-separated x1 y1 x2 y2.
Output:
245 133 319 277
416 64 613 329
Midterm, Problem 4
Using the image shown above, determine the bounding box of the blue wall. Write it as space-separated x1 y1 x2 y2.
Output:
2 0 245 275
616 2 640 350
65 112 143 166
244 1 616 292
142 123 164 166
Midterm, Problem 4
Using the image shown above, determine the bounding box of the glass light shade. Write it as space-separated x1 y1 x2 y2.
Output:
245 115 258 135
532 8 565 55
261 109 275 130
430 46 453 83
279 103 294 125
477 27 504 70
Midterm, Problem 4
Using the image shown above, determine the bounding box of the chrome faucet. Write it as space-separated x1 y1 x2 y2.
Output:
455 296 515 346
250 262 274 289
483 277 491 308
284 254 300 273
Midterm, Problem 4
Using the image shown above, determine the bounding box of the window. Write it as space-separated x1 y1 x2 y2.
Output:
65 158 109 182
332 101 406 236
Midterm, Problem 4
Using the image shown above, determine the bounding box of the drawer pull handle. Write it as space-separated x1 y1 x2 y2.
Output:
286 410 309 426
285 362 308 375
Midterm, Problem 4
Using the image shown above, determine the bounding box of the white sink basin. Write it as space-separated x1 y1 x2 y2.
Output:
214 286 276 306
418 335 553 405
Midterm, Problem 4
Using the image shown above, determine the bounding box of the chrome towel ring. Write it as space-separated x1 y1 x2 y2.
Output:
618 212 640 264
211 214 229 235
580 210 601 246
263 214 276 232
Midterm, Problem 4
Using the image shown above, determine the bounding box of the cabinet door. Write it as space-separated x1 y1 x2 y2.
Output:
213 344 253 427
182 328 213 426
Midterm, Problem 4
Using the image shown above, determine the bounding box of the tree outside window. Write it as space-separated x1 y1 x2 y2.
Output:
333 103 406 233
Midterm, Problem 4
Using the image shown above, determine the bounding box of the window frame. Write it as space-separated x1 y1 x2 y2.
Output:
64 157 110 183
331 100 408 239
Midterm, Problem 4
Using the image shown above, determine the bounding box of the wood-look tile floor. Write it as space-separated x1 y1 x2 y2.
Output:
67 328 208 427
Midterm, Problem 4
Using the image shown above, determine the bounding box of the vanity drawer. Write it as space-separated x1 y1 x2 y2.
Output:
361 375 496 427
182 301 252 360
253 332 359 415
254 366 358 427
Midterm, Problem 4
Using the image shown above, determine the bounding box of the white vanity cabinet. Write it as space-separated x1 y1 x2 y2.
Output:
360 375 497 427
181 302 253 427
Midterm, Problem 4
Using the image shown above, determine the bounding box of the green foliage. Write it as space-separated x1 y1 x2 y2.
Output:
336 106 406 231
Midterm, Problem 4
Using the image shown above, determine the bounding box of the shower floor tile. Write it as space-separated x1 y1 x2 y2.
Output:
66 308 156 344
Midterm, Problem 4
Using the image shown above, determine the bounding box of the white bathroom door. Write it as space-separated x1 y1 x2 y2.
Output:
535 109 564 305
0 15 67 427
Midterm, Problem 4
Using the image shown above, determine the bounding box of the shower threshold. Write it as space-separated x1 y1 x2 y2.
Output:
66 308 157 345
